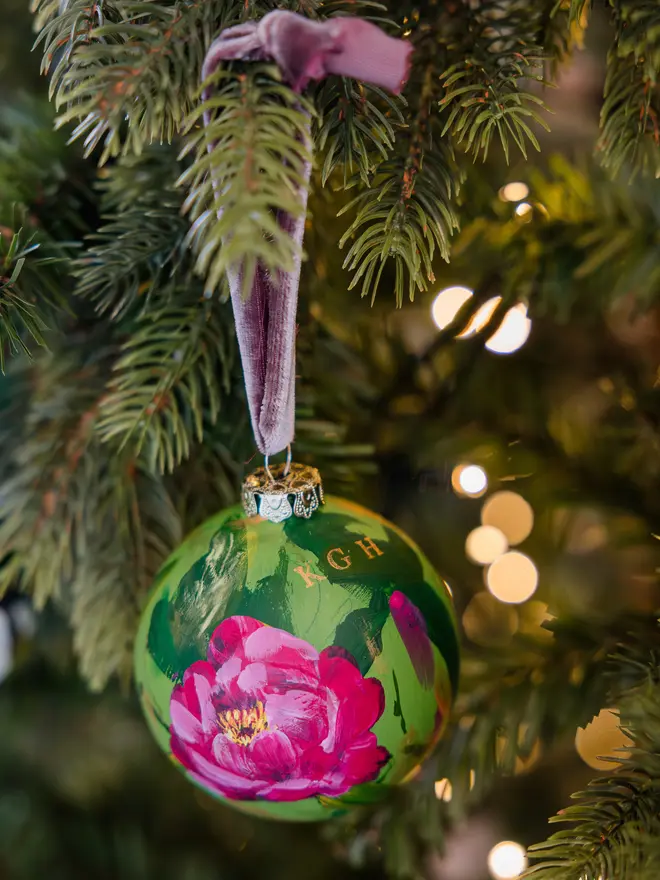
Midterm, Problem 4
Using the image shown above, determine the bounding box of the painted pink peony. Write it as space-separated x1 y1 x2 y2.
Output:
169 617 391 802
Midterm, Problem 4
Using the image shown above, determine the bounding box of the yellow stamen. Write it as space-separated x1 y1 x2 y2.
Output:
218 699 268 746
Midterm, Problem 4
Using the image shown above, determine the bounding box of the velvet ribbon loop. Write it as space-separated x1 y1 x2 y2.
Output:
201 11 412 456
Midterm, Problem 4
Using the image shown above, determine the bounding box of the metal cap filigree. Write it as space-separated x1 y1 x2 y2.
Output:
242 461 324 523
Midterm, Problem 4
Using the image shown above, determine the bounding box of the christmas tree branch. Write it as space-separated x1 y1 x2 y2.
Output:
179 64 313 294
527 641 660 879
598 53 660 180
434 615 660 813
70 459 180 688
315 78 405 186
339 61 461 305
0 229 65 369
34 0 228 163
438 0 552 162
75 149 191 320
96 299 234 474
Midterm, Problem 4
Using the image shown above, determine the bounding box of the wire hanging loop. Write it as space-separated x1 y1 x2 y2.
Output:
264 445 292 483
243 451 324 523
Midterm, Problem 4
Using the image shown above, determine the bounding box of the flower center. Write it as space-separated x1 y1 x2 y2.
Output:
218 700 268 746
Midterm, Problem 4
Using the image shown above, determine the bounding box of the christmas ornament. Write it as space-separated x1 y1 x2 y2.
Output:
135 9 457 822
135 462 459 821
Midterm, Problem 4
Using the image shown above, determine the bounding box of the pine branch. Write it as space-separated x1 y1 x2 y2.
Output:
614 0 660 82
0 228 68 370
34 0 227 163
0 349 108 609
598 49 660 179
315 78 404 186
179 64 313 294
75 148 191 319
96 300 234 474
0 348 182 687
449 156 660 318
339 63 461 305
438 0 552 162
433 615 659 813
70 460 180 688
527 645 660 880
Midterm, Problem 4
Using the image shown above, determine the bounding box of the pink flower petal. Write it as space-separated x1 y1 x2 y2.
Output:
389 591 434 689
213 654 243 700
236 661 269 696
171 736 264 799
208 617 264 667
173 661 218 734
247 730 298 781
265 689 328 747
212 733 257 777
319 733 390 795
318 649 363 699
243 626 319 687
259 778 320 802
319 650 386 743
170 700 203 745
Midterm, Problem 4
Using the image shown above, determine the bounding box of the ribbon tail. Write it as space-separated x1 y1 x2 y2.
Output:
229 138 312 457
200 11 412 457
258 156 312 454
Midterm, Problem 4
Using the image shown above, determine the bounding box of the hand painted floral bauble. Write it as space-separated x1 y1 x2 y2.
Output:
135 469 459 822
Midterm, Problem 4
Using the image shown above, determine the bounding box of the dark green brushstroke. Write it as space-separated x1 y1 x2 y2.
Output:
223 546 294 634
332 590 390 675
392 669 407 734
146 595 200 683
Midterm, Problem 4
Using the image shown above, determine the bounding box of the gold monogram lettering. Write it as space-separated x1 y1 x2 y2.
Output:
354 537 383 560
293 562 327 589
327 547 352 570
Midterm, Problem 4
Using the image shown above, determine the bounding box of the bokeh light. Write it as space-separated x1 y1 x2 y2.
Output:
515 201 533 218
488 841 528 879
456 295 502 339
481 491 534 545
434 778 453 802
452 464 488 497
499 182 530 202
431 285 473 330
466 525 509 565
575 709 630 770
487 551 539 603
485 303 532 354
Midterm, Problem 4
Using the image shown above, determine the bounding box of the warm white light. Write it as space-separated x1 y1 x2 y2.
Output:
481 491 534 546
485 304 532 354
456 296 502 339
499 182 530 203
488 841 528 880
434 778 453 802
515 201 533 218
466 525 509 565
431 285 473 330
452 464 488 497
575 709 630 771
487 551 538 604
0 609 12 684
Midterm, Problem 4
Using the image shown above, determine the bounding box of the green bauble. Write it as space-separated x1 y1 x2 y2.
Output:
135 496 459 822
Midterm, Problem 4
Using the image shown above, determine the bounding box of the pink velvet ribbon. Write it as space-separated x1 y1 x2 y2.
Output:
201 11 412 456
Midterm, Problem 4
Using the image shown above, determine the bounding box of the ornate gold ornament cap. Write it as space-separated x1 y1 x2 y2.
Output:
242 451 324 523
